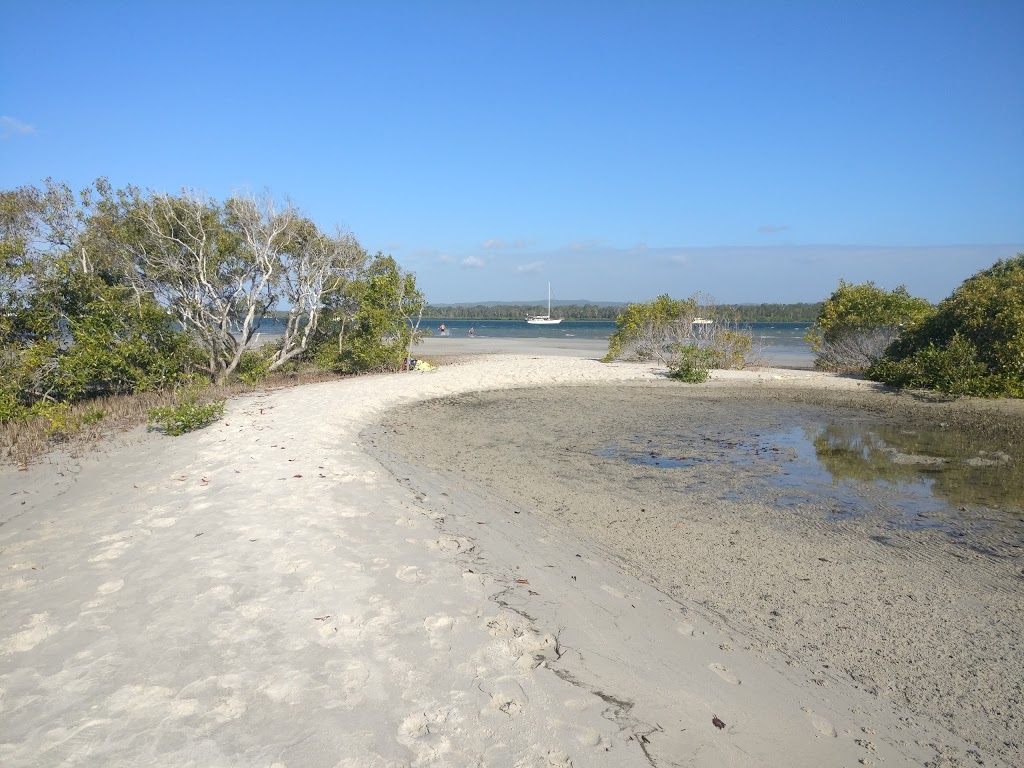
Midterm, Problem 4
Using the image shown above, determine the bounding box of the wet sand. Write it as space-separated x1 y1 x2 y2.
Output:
372 381 1024 765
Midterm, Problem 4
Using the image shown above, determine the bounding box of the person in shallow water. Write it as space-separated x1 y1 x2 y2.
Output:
439 323 447 336
469 326 475 337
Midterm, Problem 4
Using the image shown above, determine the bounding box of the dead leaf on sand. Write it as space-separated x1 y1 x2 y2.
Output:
515 579 530 585
712 715 726 730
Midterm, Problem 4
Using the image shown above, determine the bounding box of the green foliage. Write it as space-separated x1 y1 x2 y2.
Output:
604 294 698 362
0 179 205 425
807 281 933 350
868 255 1024 397
26 401 105 438
318 253 424 373
603 294 752 377
806 280 934 372
237 348 273 386
714 330 753 369
667 345 716 383
868 335 1007 397
147 388 226 436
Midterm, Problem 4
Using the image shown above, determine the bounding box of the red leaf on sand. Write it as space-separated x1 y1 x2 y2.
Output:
515 579 529 584
17 466 28 472
293 474 303 478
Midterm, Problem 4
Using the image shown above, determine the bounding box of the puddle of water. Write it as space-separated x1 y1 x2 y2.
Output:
597 447 712 468
599 418 1024 539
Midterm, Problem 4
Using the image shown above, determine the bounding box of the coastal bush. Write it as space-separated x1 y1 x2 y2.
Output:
603 294 752 374
147 387 226 436
0 180 203 423
313 253 426 373
806 280 934 373
867 254 1024 397
667 345 717 383
29 401 106 438
237 348 273 386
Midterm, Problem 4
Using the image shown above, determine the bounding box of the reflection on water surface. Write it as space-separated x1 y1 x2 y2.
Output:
601 417 1024 537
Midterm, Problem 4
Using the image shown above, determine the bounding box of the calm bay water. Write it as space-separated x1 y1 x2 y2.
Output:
423 319 815 367
251 317 816 367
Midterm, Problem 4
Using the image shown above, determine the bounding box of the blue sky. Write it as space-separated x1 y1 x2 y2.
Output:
2 1 1022 304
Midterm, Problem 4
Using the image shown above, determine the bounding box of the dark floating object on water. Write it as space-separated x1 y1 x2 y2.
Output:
712 715 726 730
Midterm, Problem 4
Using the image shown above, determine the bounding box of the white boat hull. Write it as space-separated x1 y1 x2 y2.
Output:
525 283 562 324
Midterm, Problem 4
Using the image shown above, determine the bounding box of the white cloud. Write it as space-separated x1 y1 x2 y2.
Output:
758 224 790 234
461 256 484 268
0 116 34 138
481 238 536 250
669 254 689 264
516 261 544 273
567 239 603 251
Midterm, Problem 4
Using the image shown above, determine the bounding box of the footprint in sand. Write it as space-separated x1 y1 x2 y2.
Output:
482 677 529 717
802 707 838 737
395 565 423 583
708 663 741 685
677 622 695 637
96 580 124 595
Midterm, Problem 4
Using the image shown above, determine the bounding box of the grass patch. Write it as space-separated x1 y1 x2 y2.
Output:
0 369 354 467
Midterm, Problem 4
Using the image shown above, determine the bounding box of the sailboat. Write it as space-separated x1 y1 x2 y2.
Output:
525 283 563 324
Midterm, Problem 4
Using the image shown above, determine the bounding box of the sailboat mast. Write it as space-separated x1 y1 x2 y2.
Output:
547 282 551 316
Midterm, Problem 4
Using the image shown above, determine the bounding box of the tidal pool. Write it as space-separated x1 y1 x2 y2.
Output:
600 416 1024 539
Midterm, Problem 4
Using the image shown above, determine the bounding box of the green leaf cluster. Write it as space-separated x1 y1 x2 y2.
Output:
603 294 753 381
604 294 699 362
806 280 934 352
1 181 203 424
147 388 226 436
868 254 1024 397
311 253 425 373
667 345 717 383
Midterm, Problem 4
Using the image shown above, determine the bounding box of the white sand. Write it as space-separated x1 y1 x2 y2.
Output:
0 357 994 766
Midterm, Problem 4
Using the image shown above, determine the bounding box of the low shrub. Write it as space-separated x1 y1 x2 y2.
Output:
28 402 107 438
604 294 753 374
806 281 933 373
868 254 1024 397
868 334 1017 398
237 349 273 386
147 388 226 436
667 344 719 383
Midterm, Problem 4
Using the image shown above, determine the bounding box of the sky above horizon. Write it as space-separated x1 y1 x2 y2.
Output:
2 1 1022 305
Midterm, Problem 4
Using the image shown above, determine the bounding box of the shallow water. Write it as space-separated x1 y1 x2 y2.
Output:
601 416 1024 542
421 320 815 366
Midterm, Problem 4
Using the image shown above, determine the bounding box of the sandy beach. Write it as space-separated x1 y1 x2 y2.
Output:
2 352 1021 767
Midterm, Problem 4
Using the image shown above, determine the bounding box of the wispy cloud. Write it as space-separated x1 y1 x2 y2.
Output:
481 238 536 250
758 224 789 233
461 256 485 268
567 239 604 251
516 260 544 273
669 254 689 264
0 116 34 139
